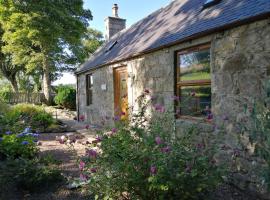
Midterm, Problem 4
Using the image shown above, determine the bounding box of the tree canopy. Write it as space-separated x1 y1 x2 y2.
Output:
0 0 93 103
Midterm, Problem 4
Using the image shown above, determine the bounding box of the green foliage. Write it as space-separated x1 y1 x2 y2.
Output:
0 0 92 103
54 85 76 110
0 84 12 102
0 104 54 133
0 158 64 193
0 131 38 159
0 99 9 114
80 94 224 199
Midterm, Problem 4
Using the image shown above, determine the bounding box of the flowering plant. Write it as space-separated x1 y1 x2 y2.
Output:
0 127 39 159
79 92 224 199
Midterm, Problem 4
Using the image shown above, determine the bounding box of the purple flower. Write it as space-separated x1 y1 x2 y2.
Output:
150 96 157 101
171 95 180 101
111 128 117 134
207 113 213 120
150 165 157 175
161 146 171 153
91 168 97 173
0 138 3 142
93 136 102 143
21 141 29 145
87 149 98 159
79 161 85 171
154 104 165 113
113 115 120 121
5 131 12 135
85 125 90 129
155 136 163 145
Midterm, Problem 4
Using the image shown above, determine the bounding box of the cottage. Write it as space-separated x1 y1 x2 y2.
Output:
76 0 270 132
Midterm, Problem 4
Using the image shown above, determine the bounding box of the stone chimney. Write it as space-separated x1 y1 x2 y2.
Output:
105 4 126 40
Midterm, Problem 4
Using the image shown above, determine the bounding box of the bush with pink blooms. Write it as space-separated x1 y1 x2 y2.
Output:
79 93 225 199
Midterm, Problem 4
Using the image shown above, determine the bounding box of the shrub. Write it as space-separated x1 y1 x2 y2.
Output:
77 93 224 199
0 127 39 159
0 158 64 194
2 104 54 133
54 85 76 110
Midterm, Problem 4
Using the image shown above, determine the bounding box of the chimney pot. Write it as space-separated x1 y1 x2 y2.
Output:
112 4 119 17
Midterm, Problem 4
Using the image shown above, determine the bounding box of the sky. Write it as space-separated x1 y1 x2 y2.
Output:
53 0 171 85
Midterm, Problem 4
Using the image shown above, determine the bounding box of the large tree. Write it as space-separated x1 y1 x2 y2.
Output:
0 26 22 92
0 0 92 104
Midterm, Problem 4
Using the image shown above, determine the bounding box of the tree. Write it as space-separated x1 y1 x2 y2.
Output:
0 0 92 104
0 26 22 92
82 28 104 58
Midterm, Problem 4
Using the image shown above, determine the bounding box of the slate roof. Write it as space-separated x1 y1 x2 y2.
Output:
77 0 270 74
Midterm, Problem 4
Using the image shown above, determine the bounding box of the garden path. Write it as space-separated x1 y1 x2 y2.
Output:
24 108 97 200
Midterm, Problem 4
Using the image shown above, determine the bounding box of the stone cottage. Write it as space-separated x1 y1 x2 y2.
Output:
76 0 270 129
76 0 270 195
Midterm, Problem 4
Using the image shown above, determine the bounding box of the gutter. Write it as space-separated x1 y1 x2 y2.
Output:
76 73 80 122
75 12 270 75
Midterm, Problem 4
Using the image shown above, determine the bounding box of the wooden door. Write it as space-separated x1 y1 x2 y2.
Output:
114 67 128 120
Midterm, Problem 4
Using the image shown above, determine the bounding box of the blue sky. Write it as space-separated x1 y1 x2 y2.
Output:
54 0 171 85
84 0 171 34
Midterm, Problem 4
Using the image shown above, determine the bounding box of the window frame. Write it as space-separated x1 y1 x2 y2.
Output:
86 73 93 106
175 43 211 120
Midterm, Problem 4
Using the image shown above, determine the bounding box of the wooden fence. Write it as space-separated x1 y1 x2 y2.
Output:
3 92 46 104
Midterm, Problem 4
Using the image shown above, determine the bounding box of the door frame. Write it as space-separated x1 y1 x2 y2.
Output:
113 66 128 118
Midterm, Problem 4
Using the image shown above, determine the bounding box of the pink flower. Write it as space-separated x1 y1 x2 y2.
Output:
196 143 204 149
90 168 97 173
80 173 88 181
86 149 98 159
85 125 90 129
155 136 163 145
79 115 85 122
92 136 102 144
154 104 165 113
161 146 171 153
144 89 150 94
150 165 157 175
79 161 85 171
191 92 196 97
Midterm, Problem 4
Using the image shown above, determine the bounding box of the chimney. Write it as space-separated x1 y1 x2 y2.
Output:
105 4 126 40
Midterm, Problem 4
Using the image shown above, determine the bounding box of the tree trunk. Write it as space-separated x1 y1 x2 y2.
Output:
7 73 18 92
42 59 52 105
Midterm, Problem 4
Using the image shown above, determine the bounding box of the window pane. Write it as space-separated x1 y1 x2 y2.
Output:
179 48 210 81
179 85 211 117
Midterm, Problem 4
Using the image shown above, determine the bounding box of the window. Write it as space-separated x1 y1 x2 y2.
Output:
176 44 211 118
86 74 93 106
203 0 222 9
